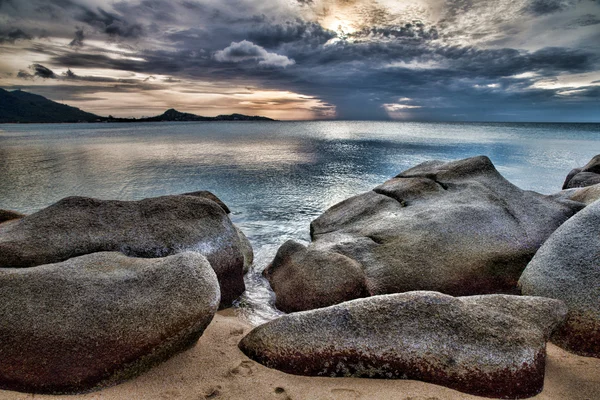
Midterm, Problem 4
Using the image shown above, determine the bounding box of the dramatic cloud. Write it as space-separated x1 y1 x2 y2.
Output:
0 0 599 120
26 64 57 79
214 41 296 68
0 28 32 44
69 26 85 47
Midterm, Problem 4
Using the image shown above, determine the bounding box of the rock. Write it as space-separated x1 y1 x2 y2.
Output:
519 199 600 357
555 183 600 205
180 190 231 214
180 191 253 272
235 226 254 273
0 194 247 307
564 172 600 189
0 251 219 394
562 155 600 189
239 291 566 399
264 240 370 312
266 156 583 311
0 209 25 223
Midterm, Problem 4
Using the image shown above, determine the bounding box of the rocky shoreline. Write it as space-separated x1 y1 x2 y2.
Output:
1 155 599 399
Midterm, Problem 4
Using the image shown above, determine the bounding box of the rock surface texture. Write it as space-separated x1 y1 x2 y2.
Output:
0 192 251 306
562 155 600 189
240 291 566 399
519 199 600 358
0 251 220 394
556 183 600 206
0 209 24 223
266 156 583 312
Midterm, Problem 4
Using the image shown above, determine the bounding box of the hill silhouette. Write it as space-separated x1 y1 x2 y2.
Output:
0 89 274 123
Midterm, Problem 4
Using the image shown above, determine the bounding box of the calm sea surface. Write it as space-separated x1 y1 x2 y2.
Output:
1 121 599 323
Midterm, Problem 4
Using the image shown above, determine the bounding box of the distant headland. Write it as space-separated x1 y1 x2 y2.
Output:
0 89 275 123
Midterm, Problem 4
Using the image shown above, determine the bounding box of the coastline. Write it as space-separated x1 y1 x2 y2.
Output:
1 310 598 400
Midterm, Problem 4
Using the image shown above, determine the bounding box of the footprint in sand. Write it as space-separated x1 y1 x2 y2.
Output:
330 388 362 399
230 360 254 377
274 387 293 400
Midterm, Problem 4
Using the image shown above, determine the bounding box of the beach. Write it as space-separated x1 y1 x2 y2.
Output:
0 309 597 400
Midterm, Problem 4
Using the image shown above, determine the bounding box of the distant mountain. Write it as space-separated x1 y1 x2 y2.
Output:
139 108 213 122
133 108 274 122
0 89 275 123
0 88 101 123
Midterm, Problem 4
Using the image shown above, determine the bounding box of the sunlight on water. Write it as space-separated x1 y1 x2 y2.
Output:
1 121 599 325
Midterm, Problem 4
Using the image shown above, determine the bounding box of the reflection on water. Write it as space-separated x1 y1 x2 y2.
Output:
1 121 599 324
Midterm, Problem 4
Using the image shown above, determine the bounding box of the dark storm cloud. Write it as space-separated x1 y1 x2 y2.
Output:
0 28 32 44
525 0 576 15
439 46 595 78
75 7 143 38
50 52 148 72
29 63 57 79
69 26 85 47
16 70 33 80
15 63 159 87
2 0 599 121
247 19 336 48
351 22 439 41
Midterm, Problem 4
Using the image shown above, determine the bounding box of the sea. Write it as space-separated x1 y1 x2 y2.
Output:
1 121 599 324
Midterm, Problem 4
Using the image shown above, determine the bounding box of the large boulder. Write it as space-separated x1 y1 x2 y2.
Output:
562 154 600 189
264 240 370 312
266 156 583 312
0 193 249 307
240 291 566 399
519 199 600 358
0 251 219 394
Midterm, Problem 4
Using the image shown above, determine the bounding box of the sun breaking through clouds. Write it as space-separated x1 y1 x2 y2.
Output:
0 0 599 121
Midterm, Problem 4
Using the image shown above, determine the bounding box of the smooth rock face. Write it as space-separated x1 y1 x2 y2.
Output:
0 251 220 394
240 291 566 399
0 209 25 223
266 156 583 311
562 155 600 189
265 240 370 312
0 194 248 306
519 199 600 357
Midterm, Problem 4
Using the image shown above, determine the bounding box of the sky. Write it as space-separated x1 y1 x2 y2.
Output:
0 0 599 121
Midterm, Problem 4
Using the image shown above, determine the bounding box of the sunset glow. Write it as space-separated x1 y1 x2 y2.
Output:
0 0 598 121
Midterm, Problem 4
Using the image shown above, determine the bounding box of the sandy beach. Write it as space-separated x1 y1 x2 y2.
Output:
1 309 598 400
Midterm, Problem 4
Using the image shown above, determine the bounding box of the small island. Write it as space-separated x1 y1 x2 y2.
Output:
0 89 274 124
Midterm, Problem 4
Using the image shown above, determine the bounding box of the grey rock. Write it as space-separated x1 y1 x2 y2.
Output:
565 172 600 189
240 291 566 399
0 251 219 394
555 183 600 206
519 199 600 357
264 240 370 312
0 194 247 307
0 209 25 223
266 156 582 311
235 225 254 273
180 190 231 214
562 155 600 189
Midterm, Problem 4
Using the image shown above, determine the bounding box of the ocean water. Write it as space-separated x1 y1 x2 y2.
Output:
1 121 599 324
